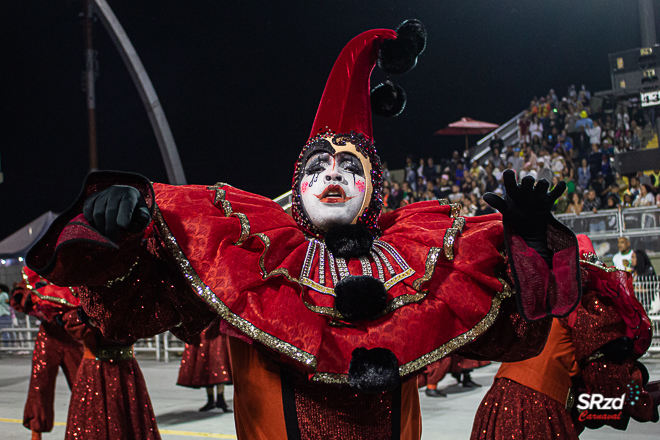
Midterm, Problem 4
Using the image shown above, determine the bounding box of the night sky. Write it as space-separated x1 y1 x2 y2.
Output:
0 0 655 240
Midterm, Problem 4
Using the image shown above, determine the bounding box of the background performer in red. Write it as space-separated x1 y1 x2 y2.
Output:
177 317 233 412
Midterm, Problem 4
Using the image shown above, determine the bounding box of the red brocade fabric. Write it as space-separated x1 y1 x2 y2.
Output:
177 317 233 388
65 357 160 440
471 378 579 440
23 323 82 433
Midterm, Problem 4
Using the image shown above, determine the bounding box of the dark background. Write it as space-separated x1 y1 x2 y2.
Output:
0 0 655 239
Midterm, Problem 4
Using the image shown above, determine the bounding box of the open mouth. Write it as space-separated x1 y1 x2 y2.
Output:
315 184 355 204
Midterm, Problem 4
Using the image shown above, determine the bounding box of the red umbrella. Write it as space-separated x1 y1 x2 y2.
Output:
434 117 499 154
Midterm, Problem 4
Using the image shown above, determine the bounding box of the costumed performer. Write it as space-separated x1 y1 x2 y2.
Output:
177 317 233 412
16 269 161 440
470 234 660 440
11 267 83 440
27 20 581 439
420 355 490 398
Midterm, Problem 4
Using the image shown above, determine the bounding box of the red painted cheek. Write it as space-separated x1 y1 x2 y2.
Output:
356 180 366 193
301 181 309 194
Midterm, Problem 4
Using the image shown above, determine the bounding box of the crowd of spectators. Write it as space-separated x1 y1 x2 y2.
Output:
381 85 660 217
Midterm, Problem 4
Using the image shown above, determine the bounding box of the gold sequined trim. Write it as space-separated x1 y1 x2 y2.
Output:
383 267 416 290
96 345 134 361
586 351 604 364
153 206 316 368
233 213 250 246
32 291 77 308
579 259 621 273
302 289 428 320
437 199 462 218
22 270 78 307
412 247 442 291
398 277 511 377
310 372 350 384
105 256 140 288
443 229 460 261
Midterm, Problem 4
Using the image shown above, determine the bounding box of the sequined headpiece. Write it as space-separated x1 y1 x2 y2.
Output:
291 22 426 237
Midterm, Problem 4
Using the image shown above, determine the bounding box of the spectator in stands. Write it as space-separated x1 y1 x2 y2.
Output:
631 250 656 277
633 184 655 207
616 106 630 132
591 172 608 206
587 118 601 147
631 107 645 127
649 169 660 194
622 191 634 208
612 237 634 270
553 190 569 214
628 176 641 200
518 112 531 143
519 162 538 181
583 189 601 213
489 147 502 169
550 149 565 178
575 110 593 131
454 160 465 187
382 161 391 184
417 158 425 181
607 182 622 204
382 186 392 213
485 173 499 194
414 175 424 194
537 148 554 182
448 184 462 203
604 194 621 211
529 114 543 143
523 145 538 169
469 160 485 181
389 181 402 210
423 157 438 183
436 175 452 199
587 144 602 179
601 154 613 184
490 133 504 153
474 198 496 216
566 191 583 215
414 181 427 201
564 104 579 135
405 156 417 190
574 125 591 164
401 182 414 205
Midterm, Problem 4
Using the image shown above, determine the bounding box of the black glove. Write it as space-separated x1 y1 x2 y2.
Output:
483 170 566 267
83 185 151 243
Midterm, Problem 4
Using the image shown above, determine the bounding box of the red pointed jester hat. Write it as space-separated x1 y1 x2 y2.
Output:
292 20 426 237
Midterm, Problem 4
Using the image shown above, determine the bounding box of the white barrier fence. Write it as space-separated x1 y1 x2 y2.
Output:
634 275 660 353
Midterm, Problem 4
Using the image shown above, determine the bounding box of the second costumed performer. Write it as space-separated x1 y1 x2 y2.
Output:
177 317 233 412
27 20 581 439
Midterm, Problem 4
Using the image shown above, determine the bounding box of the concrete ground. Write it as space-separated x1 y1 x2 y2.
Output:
0 353 658 439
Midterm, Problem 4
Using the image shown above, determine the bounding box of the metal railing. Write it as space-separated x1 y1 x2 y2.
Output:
0 314 39 352
633 275 660 352
555 206 660 258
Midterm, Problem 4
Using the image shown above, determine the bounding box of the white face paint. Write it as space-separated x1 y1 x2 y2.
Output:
300 151 367 231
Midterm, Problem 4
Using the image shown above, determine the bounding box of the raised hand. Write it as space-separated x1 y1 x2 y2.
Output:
483 170 566 266
82 185 151 242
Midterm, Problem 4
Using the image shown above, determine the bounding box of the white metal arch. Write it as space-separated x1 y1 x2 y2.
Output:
93 0 187 184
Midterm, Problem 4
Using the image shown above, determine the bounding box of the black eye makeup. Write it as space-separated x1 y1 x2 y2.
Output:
304 152 332 175
337 153 364 176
